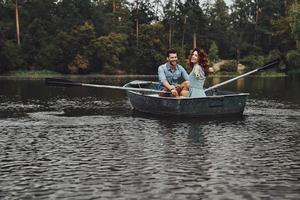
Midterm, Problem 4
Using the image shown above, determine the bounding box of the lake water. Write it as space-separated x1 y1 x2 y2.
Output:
0 75 299 200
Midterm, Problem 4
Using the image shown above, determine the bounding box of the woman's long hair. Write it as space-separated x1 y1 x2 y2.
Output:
188 48 209 76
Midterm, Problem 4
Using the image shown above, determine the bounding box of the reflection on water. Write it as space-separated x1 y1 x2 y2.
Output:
0 76 300 200
236 78 245 91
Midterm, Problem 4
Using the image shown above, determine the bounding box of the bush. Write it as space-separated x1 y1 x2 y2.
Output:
266 49 286 71
67 54 89 74
240 55 264 71
286 49 300 71
0 49 7 74
2 40 25 71
219 61 238 72
266 49 281 61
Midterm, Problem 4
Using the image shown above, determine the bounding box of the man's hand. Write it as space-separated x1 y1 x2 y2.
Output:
171 88 179 97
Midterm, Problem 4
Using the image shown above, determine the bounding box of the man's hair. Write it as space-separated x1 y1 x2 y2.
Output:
166 48 177 57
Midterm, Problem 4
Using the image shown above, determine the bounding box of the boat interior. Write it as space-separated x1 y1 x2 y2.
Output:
126 81 245 97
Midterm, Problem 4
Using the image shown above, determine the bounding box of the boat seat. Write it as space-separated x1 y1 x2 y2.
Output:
147 94 160 97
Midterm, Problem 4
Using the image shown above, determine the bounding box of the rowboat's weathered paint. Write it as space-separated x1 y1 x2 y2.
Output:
124 81 249 117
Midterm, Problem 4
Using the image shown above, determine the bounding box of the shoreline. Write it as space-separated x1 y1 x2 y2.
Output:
0 73 289 80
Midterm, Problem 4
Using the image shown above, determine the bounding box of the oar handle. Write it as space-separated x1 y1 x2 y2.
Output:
45 78 170 94
81 83 169 93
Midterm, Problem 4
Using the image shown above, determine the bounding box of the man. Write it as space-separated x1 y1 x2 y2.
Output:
158 48 189 97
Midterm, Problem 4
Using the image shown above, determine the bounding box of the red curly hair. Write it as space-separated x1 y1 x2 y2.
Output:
188 48 209 76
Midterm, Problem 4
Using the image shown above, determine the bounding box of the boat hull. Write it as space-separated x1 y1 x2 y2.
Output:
124 81 249 117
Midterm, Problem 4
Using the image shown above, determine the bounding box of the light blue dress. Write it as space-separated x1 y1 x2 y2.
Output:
189 64 206 97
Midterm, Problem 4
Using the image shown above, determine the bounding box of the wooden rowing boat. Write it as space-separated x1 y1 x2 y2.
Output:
124 80 249 117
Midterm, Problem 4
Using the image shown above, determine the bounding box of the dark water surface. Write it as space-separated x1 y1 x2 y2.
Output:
0 75 300 200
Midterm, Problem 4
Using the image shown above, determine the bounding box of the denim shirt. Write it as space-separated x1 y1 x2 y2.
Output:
158 63 189 89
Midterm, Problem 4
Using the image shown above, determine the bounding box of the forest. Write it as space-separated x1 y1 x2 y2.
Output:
0 0 299 75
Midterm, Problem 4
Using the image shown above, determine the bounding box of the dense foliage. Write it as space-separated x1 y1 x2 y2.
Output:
0 0 299 74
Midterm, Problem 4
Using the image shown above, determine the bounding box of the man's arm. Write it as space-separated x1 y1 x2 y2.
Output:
163 80 178 96
158 66 178 96
162 80 175 91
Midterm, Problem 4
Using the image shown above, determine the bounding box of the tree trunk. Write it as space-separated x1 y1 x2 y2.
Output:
284 0 288 16
154 0 160 21
15 0 20 46
254 4 259 46
168 0 174 48
136 0 139 47
112 0 116 23
181 15 187 49
169 24 172 48
193 32 196 49
112 0 116 13
236 48 240 65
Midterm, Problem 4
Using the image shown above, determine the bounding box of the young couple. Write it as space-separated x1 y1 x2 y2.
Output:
158 48 209 98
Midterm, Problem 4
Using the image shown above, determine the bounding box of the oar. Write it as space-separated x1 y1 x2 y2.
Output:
45 78 170 94
204 58 280 92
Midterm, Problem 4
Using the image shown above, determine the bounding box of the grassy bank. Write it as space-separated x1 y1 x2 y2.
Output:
3 70 63 78
210 71 287 78
1 69 288 78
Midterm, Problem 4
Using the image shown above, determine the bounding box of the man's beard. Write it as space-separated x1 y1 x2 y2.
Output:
170 61 177 67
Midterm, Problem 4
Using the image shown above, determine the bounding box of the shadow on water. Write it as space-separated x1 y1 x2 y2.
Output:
130 109 246 124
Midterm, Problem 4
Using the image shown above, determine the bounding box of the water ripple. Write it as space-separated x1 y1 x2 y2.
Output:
1 85 300 199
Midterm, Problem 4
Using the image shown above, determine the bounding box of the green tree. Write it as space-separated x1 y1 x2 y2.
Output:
0 31 10 73
167 0 209 55
208 41 219 62
272 14 294 52
181 0 208 50
128 0 157 47
129 0 156 25
230 0 256 57
231 0 291 56
54 21 97 73
290 2 300 48
207 0 232 57
254 0 283 52
97 0 132 35
92 32 128 74
127 23 167 74
54 0 93 32
286 49 300 71
14 0 59 70
21 18 52 70
1 40 25 71
0 0 298 74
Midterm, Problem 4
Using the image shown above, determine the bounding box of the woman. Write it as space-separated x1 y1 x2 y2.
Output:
188 48 209 97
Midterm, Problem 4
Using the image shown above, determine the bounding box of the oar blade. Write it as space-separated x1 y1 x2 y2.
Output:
204 58 282 92
45 78 81 87
258 58 280 71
